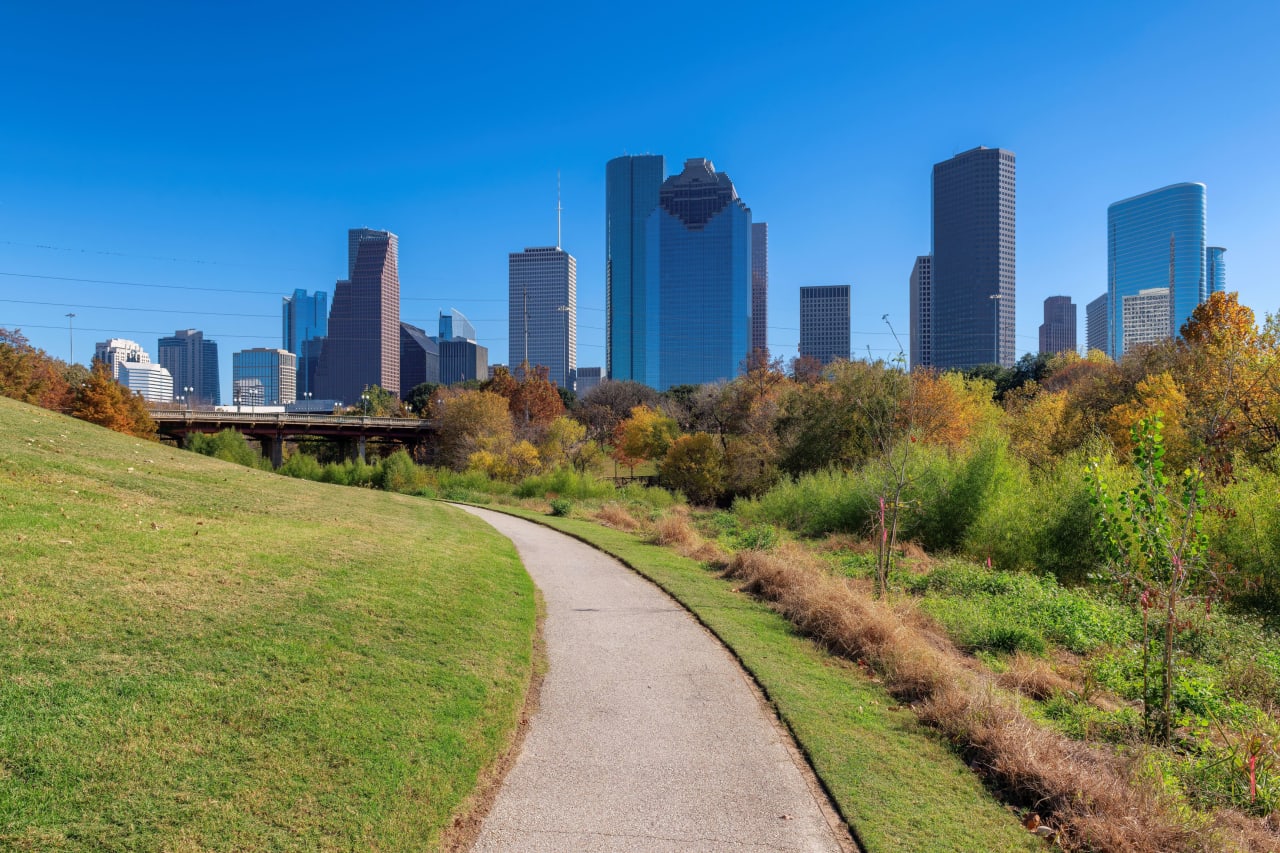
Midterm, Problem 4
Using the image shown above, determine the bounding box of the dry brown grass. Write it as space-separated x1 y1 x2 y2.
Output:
997 652 1076 701
593 503 641 532
724 545 1279 853
649 514 699 548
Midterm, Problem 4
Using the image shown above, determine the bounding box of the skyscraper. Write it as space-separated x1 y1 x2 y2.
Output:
930 147 1016 369
282 289 327 398
119 362 172 403
509 246 577 389
605 154 665 382
314 229 399 405
799 285 851 365
399 322 439 397
909 255 932 369
1122 288 1172 353
1206 247 1227 295
1086 293 1108 354
1038 296 1077 356
157 329 220 406
751 222 769 356
94 338 150 379
436 310 487 385
645 157 752 390
232 348 296 406
1107 183 1206 357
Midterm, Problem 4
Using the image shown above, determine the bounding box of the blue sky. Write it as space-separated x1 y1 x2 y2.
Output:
2 1 1278 400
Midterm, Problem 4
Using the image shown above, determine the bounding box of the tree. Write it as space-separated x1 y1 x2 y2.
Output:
539 415 601 472
906 370 999 451
485 363 565 429
71 361 157 439
0 327 73 411
1089 415 1214 745
660 433 725 506
437 390 513 470
405 382 442 417
576 380 660 443
356 384 405 417
615 404 680 465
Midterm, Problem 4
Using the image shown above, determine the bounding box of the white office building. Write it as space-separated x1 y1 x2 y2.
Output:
119 362 173 403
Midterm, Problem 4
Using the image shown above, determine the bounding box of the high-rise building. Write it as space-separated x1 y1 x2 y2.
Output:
509 246 577 389
157 329 220 406
282 289 327 398
930 147 1016 369
1038 296 1077 356
645 157 752 390
605 154 665 382
751 222 769 356
314 228 399 404
93 338 150 379
799 285 851 365
909 255 932 369
233 378 265 408
439 308 476 342
399 322 439 397
1206 247 1227 295
119 362 172 403
1086 293 1108 354
1107 183 1206 357
1122 288 1172 353
232 348 296 406
574 367 603 396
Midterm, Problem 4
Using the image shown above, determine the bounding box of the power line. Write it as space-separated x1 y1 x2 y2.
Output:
0 298 276 319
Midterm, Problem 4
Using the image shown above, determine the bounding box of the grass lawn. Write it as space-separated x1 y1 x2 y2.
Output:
0 397 536 852
478 504 1039 853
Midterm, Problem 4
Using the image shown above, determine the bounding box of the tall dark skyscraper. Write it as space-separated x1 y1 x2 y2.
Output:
930 147 1016 369
1086 293 1108 354
1038 296 1077 355
157 329 220 405
399 322 439 397
645 158 752 390
750 222 768 356
282 289 327 398
909 255 932 369
314 228 399 405
605 154 665 382
799 285 850 365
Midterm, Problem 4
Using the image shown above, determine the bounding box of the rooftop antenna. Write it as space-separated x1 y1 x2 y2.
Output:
556 170 563 250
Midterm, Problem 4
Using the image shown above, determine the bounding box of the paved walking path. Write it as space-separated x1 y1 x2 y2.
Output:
458 505 852 853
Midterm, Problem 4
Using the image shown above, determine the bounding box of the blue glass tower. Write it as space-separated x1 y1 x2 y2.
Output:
605 154 665 382
1206 247 1227 295
1107 183 1206 357
282 289 327 397
644 158 751 390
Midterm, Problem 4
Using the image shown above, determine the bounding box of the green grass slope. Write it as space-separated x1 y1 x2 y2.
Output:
0 397 535 852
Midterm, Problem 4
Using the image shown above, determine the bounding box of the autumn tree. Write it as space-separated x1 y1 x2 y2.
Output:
539 415 601 472
576 380 660 443
906 370 999 451
660 432 725 506
614 405 680 470
437 389 514 470
0 328 74 411
486 363 565 430
71 361 157 439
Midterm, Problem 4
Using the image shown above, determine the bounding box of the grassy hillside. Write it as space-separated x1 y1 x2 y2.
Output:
0 397 536 851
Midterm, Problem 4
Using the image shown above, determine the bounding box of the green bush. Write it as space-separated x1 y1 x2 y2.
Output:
187 429 267 469
514 468 615 500
378 449 425 494
1212 457 1280 610
909 434 1015 554
548 498 572 517
278 451 323 481
735 467 879 537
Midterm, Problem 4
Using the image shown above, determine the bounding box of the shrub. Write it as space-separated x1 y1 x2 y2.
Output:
187 429 264 469
278 451 323 481
548 498 572 517
736 467 879 537
659 432 725 506
514 468 615 501
378 449 425 493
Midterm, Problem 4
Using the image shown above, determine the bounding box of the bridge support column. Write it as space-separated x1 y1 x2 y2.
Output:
357 435 367 463
269 435 284 469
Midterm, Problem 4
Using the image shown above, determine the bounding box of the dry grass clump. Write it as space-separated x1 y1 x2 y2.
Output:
594 503 641 531
649 513 699 548
996 652 1076 701
724 545 1279 853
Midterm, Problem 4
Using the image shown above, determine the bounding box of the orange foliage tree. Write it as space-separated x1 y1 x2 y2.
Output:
71 361 157 439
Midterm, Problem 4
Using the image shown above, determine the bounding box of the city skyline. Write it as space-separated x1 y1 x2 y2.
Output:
3 2 1277 398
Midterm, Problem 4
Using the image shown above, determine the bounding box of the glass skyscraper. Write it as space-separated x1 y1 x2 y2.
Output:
1106 183 1206 357
930 147 1016 370
605 154 665 382
909 255 932 369
1038 296 1077 356
314 229 399 404
282 289 327 398
1085 293 1108 354
157 328 220 405
509 246 577 389
232 348 296 406
1206 246 1227 295
644 158 752 390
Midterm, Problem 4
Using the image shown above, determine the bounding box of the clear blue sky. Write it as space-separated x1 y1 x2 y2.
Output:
3 1 1278 401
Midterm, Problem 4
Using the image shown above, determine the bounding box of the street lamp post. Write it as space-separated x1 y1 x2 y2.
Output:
361 392 371 416
989 293 1003 367
183 385 194 413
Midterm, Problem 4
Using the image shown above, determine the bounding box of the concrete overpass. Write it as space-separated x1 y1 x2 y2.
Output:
150 409 438 467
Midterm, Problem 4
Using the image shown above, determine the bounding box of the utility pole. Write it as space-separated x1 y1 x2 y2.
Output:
523 284 530 425
65 313 75 365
